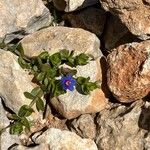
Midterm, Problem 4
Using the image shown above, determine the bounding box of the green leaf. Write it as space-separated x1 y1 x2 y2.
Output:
36 72 45 81
16 43 24 57
18 57 27 69
8 114 20 121
86 82 98 91
36 98 44 111
77 77 88 84
18 105 34 117
66 57 75 66
60 49 69 60
75 53 89 66
38 51 49 59
43 78 49 87
20 117 30 130
81 85 90 95
10 123 23 135
49 53 61 66
47 68 57 78
31 87 43 97
24 92 35 99
40 64 51 72
60 67 77 76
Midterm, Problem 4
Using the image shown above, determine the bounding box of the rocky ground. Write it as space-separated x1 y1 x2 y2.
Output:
0 0 150 150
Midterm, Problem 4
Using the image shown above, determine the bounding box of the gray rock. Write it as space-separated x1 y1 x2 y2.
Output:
53 0 99 12
100 0 150 40
70 114 96 139
96 100 150 150
63 7 106 36
35 128 98 150
0 0 52 43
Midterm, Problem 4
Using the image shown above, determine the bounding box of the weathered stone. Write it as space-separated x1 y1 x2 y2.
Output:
103 15 135 51
0 98 9 129
20 26 108 119
70 114 96 139
63 7 106 36
15 144 50 150
20 26 101 58
0 49 35 113
107 40 150 102
0 0 52 43
96 100 150 150
1 128 20 150
53 0 99 12
100 0 150 40
35 128 98 150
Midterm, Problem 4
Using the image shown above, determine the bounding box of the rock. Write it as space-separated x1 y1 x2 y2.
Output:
103 15 140 50
14 144 50 150
20 26 102 58
107 40 150 102
35 128 98 150
20 26 108 119
53 0 99 12
96 100 150 150
100 0 150 40
1 128 20 150
63 7 106 36
0 49 36 113
0 0 52 43
0 98 10 129
69 114 96 139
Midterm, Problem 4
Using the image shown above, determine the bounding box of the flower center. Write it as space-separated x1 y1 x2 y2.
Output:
65 80 71 86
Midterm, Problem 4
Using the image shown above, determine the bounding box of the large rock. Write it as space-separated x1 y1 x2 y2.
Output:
107 40 150 102
53 0 99 12
96 100 150 150
63 7 106 36
20 26 108 119
34 128 98 150
0 0 52 43
103 15 140 50
100 0 150 40
69 114 96 139
0 49 35 113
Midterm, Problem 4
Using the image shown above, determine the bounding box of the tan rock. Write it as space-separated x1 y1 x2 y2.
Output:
16 144 50 150
35 128 98 150
107 40 150 102
0 0 52 43
96 100 150 150
51 58 107 119
0 49 35 113
70 114 96 139
100 0 150 40
53 0 99 12
20 26 108 119
20 26 101 59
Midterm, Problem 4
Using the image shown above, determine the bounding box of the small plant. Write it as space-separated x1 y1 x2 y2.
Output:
3 44 100 135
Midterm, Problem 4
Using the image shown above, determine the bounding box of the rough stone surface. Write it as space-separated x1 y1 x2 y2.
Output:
100 0 150 40
21 26 102 59
35 128 98 150
0 0 52 43
103 15 140 50
0 49 35 113
15 144 50 150
63 7 106 36
1 128 20 150
107 40 150 102
20 26 108 119
0 98 9 129
53 0 99 12
96 100 150 150
69 114 96 139
51 58 107 119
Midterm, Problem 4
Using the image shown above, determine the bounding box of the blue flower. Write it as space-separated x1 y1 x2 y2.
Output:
61 75 76 91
